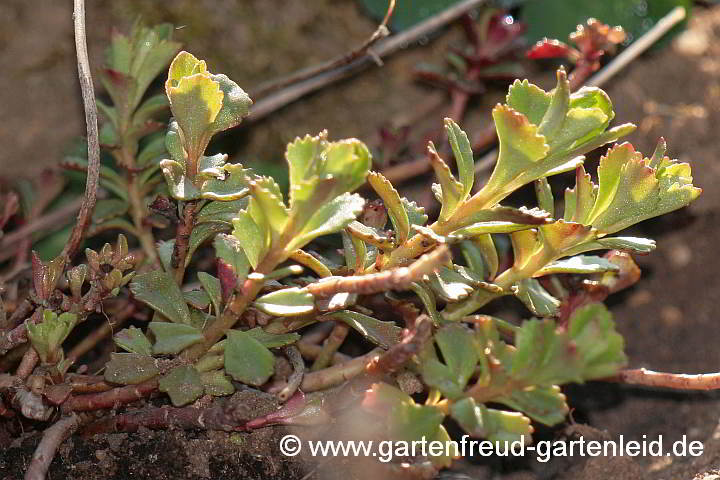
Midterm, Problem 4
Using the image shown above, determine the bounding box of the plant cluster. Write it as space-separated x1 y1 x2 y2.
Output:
0 18 703 478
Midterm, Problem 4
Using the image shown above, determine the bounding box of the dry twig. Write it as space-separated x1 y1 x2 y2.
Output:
62 0 99 261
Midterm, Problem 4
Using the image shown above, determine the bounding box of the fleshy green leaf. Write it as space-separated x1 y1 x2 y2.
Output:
568 303 627 379
231 197 269 269
512 278 560 317
322 311 401 349
246 328 301 348
159 365 204 406
26 310 78 364
160 158 200 200
213 234 250 282
419 324 478 399
113 327 152 356
104 353 159 385
149 322 204 355
253 287 315 316
225 330 275 386
196 198 248 225
200 163 251 201
496 385 569 426
198 272 222 315
201 370 235 397
535 255 620 276
450 398 532 444
130 271 191 324
92 199 129 223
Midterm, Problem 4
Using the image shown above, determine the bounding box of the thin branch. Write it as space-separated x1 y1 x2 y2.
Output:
63 0 100 261
310 322 349 371
24 414 81 480
81 404 245 436
307 245 450 297
62 379 158 412
366 314 432 375
171 200 198 284
248 0 488 122
612 368 720 391
16 347 39 380
253 0 396 98
278 345 304 402
301 349 382 392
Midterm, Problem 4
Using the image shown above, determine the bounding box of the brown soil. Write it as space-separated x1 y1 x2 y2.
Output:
1 1 719 479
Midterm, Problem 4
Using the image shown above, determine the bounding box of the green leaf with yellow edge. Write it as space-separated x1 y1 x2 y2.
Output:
322 139 372 195
130 271 192 324
506 79 551 126
450 398 532 444
253 287 315 316
535 178 554 218
250 176 288 236
485 105 549 195
345 221 394 250
104 353 159 385
159 365 204 407
286 193 365 252
428 142 464 221
149 322 204 355
167 51 207 86
286 132 327 190
166 71 223 160
225 330 275 386
160 158 200 200
113 326 152 356
586 142 702 234
567 165 597 224
444 118 474 198
368 172 409 244
401 197 428 235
